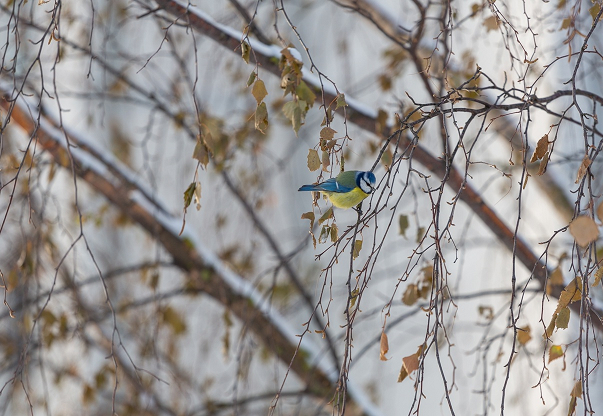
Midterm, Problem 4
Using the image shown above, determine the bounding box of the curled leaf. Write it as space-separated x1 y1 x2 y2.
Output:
379 332 389 361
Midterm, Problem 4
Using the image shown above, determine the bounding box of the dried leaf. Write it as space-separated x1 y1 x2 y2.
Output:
402 283 419 306
283 101 303 135
548 344 564 363
320 127 337 140
537 152 549 175
399 214 409 237
590 3 601 21
575 154 592 184
183 182 196 210
349 288 359 309
483 16 499 31
556 277 582 312
397 344 425 382
593 268 603 287
307 149 321 171
301 211 315 230
530 134 549 162
544 313 556 339
241 40 251 64
321 150 330 171
353 239 363 260
246 71 257 87
478 305 494 320
597 202 603 224
330 223 338 242
296 80 316 108
569 216 599 247
255 102 269 134
192 135 210 167
517 325 532 345
568 381 582 416
251 79 268 104
336 93 347 109
379 332 389 361
318 207 333 225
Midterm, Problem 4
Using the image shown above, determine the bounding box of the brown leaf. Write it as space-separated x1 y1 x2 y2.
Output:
537 152 549 175
379 332 389 361
530 134 549 162
517 325 532 345
402 283 419 306
569 216 599 247
307 149 321 171
556 277 582 312
320 127 337 140
575 154 592 184
483 16 499 31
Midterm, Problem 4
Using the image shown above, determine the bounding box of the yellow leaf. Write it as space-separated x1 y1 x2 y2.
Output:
543 313 557 339
353 239 363 260
330 223 338 242
556 277 582 312
318 207 333 225
307 149 321 171
569 216 599 247
517 325 532 345
379 332 389 361
555 307 570 329
575 154 592 184
589 3 601 21
246 71 257 87
560 17 571 30
183 182 196 210
548 344 564 363
296 80 316 108
251 79 268 104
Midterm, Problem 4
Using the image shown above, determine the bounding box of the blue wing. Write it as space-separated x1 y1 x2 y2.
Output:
298 178 354 193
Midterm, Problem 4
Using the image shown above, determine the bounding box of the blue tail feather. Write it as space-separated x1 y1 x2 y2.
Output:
298 184 319 192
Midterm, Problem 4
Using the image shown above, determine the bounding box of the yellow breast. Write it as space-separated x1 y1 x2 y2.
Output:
323 187 369 209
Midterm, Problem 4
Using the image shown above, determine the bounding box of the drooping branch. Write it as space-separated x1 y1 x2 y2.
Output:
149 0 603 330
0 94 385 416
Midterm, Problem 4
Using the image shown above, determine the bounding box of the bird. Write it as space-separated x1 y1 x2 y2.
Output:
298 170 376 209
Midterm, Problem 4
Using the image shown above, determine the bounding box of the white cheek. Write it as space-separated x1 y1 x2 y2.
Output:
360 180 372 194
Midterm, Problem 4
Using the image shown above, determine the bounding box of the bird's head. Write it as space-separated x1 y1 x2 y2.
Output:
357 171 376 194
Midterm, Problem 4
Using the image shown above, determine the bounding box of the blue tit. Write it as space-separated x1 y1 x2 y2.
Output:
298 170 376 209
